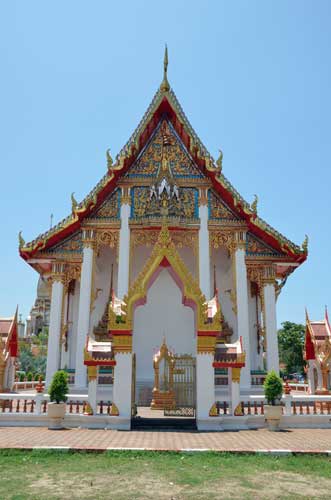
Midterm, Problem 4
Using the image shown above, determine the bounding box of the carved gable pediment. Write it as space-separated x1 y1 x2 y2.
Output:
126 118 204 180
209 191 240 222
44 231 82 256
246 233 284 258
90 188 120 220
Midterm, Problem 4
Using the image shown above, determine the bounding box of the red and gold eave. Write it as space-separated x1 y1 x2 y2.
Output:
19 87 307 271
304 308 331 361
0 308 19 358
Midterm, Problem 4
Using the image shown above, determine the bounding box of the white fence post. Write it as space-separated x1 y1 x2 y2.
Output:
283 394 292 416
34 394 43 416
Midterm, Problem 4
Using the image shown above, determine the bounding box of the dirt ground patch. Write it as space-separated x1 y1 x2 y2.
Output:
0 450 330 499
28 470 331 500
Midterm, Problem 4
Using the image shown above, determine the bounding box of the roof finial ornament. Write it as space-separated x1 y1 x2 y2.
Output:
251 194 258 214
160 44 170 93
71 192 78 214
106 148 113 171
216 149 223 171
302 234 309 253
18 231 25 249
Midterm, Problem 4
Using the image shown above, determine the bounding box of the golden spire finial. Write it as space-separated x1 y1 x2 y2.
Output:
216 149 223 171
71 192 78 214
160 44 170 92
106 148 113 171
251 194 258 214
18 231 25 249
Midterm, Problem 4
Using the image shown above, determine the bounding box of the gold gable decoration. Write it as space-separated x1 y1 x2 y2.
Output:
209 191 239 221
108 224 222 334
126 119 203 179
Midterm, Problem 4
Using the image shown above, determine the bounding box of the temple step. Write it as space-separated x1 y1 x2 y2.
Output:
136 382 153 406
131 417 197 430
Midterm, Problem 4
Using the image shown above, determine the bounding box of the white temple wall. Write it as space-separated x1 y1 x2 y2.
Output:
132 268 195 384
90 246 117 333
177 246 197 279
211 247 237 338
69 280 80 369
131 245 153 285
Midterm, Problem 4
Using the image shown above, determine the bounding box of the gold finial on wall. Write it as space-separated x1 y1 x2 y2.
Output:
160 44 170 92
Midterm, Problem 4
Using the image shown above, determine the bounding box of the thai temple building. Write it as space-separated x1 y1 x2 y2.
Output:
305 309 331 394
0 309 19 392
19 49 307 428
25 276 51 338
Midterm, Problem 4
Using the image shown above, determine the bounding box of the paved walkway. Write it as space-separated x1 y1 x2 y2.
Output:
0 427 331 453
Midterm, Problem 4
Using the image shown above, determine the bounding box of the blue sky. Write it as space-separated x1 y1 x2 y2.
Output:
0 1 330 326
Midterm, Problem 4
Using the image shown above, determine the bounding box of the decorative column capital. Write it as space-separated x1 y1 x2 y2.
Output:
120 187 131 206
63 263 81 289
247 264 264 291
262 264 277 286
112 334 133 354
87 365 98 381
197 335 217 354
198 187 209 206
50 262 67 284
233 230 247 251
232 367 241 384
82 229 96 249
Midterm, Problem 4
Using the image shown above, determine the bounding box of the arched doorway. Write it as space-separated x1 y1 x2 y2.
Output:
133 267 195 409
108 225 221 427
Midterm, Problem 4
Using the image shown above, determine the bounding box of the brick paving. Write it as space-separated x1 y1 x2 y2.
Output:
0 427 331 453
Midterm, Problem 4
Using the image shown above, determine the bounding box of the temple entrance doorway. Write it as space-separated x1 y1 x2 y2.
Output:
131 268 197 428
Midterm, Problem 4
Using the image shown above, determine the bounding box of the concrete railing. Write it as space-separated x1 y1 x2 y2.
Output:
215 394 331 417
0 393 113 416
287 382 309 393
13 380 45 391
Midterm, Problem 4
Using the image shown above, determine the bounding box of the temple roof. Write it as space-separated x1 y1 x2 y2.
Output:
304 308 331 360
0 308 19 359
19 48 307 268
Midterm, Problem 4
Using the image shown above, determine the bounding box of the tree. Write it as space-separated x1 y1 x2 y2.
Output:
18 342 47 378
49 371 68 403
264 370 283 405
19 345 36 374
278 321 305 376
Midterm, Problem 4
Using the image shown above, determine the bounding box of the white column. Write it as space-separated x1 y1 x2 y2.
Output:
196 353 215 420
88 376 98 414
7 358 16 391
60 291 69 369
316 364 323 390
117 190 131 299
234 235 251 389
263 280 280 374
229 368 241 416
75 231 94 389
112 353 132 417
307 360 316 394
198 191 211 300
45 265 65 387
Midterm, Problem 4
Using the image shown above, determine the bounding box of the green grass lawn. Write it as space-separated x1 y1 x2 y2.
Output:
0 450 330 499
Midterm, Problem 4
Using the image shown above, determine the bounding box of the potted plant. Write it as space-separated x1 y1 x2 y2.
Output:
47 370 68 430
263 370 283 431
